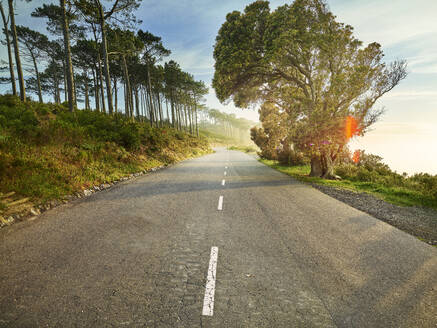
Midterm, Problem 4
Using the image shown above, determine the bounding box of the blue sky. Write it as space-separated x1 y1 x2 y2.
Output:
6 0 437 174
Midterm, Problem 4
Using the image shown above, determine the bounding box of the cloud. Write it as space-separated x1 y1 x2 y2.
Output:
330 0 437 48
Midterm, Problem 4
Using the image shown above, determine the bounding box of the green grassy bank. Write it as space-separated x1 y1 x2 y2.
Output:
260 160 437 210
0 96 211 218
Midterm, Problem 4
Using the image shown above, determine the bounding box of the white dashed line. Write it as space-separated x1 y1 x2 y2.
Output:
217 196 223 211
202 247 219 316
221 179 225 186
225 166 228 169
224 171 227 176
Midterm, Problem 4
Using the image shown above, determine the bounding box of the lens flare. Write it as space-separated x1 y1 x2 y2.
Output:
345 116 359 140
352 150 360 163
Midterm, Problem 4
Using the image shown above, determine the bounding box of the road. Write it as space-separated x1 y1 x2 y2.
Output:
1 148 436 327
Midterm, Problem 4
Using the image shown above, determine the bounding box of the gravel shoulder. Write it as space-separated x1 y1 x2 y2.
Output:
311 183 437 246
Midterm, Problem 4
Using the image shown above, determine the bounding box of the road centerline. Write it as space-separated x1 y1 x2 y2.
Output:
217 196 223 210
202 247 219 316
221 179 225 186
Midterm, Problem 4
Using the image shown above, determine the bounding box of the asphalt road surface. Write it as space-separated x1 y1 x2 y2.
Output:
1 148 436 327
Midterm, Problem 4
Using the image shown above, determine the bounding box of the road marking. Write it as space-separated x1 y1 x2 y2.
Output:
225 166 228 169
217 196 223 210
202 247 219 316
221 179 225 186
224 171 227 176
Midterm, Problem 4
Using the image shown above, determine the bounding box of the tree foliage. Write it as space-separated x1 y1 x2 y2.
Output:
213 0 407 178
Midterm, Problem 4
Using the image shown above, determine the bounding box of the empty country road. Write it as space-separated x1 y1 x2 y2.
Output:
1 148 436 327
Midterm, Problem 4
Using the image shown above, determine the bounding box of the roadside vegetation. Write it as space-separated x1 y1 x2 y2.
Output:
0 95 210 220
260 153 437 210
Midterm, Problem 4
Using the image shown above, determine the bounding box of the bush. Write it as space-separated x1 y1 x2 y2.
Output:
277 148 308 165
119 123 140 150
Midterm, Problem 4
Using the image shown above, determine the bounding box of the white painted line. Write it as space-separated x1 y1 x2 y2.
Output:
221 179 225 186
225 166 228 169
202 247 219 316
217 196 223 211
224 171 227 176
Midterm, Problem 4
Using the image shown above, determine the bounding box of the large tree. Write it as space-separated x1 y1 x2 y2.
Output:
213 0 407 178
7 0 27 101
16 26 49 103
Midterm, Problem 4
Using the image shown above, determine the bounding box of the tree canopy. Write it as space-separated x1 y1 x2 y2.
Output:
213 0 407 178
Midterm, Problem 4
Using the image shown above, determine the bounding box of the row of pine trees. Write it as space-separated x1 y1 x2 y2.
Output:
0 0 209 135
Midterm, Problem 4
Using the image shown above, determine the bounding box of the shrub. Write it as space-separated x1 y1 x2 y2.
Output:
277 148 308 165
119 123 140 150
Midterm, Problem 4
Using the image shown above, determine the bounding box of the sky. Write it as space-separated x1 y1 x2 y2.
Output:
6 0 437 174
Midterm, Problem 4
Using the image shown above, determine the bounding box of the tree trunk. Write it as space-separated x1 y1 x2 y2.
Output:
92 66 99 112
97 51 106 113
8 0 24 101
54 77 60 104
97 4 113 114
63 60 67 102
129 80 134 119
309 155 323 177
84 76 89 110
123 78 127 117
60 0 75 112
134 87 140 119
113 77 117 113
309 153 338 179
30 53 43 103
0 4 16 96
320 152 337 179
170 92 175 128
157 92 163 127
146 63 155 127
165 98 170 125
195 105 199 137
73 72 77 107
121 55 133 119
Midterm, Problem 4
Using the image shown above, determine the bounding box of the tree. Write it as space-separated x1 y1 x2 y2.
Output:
213 0 407 178
60 0 75 111
137 30 170 126
107 27 143 118
0 2 15 95
75 0 142 115
16 26 49 102
7 0 27 101
32 3 85 110
72 39 98 109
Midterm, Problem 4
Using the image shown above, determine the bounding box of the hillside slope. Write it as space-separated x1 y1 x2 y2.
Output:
0 96 211 224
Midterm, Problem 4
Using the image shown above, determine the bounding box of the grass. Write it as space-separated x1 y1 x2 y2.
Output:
259 159 437 210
